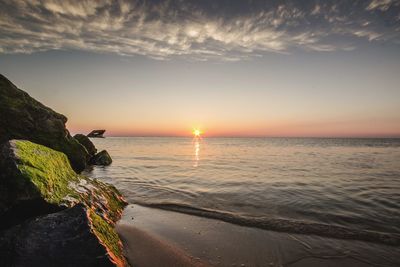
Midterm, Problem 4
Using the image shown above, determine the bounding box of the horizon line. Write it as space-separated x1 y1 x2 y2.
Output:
101 135 400 139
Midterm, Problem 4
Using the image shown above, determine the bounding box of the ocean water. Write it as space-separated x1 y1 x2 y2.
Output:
86 137 400 245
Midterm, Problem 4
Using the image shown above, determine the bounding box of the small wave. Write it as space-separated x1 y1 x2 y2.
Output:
137 202 400 247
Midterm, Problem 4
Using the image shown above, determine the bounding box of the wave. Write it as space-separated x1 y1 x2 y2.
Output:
136 202 400 247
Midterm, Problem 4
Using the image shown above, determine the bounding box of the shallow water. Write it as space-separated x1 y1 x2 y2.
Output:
86 137 400 243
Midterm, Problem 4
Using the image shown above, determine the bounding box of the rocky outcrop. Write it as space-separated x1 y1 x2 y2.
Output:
0 140 127 266
88 129 106 138
91 150 113 166
0 204 121 267
0 74 89 172
74 134 97 157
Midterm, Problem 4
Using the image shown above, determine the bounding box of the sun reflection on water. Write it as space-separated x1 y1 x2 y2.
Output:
193 137 200 167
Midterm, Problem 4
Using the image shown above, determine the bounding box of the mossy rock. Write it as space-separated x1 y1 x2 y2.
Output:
0 140 128 265
0 204 127 267
92 150 113 166
74 134 97 157
0 74 89 172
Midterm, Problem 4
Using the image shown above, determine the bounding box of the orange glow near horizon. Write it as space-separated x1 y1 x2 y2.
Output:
66 117 400 138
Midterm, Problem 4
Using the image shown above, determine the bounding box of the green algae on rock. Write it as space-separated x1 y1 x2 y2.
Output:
0 140 128 265
0 204 125 267
88 209 127 266
0 139 126 221
0 74 89 172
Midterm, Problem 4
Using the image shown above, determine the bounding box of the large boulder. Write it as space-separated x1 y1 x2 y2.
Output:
92 150 113 166
74 134 97 157
0 74 89 172
0 140 127 266
0 204 123 267
0 140 125 219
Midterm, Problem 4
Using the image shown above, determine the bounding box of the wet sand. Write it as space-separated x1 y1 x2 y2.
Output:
116 205 400 267
117 224 210 267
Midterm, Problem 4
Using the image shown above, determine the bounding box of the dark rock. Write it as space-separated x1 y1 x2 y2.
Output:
0 140 128 265
0 198 63 231
92 150 113 166
74 133 97 157
0 204 124 267
88 129 106 138
0 74 89 172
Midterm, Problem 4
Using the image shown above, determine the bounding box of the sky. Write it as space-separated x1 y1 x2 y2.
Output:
0 0 400 137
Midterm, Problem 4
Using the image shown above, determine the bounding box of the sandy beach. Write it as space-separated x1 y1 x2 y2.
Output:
117 205 400 267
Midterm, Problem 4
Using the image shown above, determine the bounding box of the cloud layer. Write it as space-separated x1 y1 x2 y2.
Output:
1 0 399 60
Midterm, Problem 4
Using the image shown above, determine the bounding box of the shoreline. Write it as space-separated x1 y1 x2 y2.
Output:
136 202 400 247
117 204 400 267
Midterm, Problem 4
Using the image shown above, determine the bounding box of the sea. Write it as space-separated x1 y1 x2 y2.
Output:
85 137 400 245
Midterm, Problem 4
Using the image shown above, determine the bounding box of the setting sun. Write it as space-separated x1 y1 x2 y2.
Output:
193 129 202 137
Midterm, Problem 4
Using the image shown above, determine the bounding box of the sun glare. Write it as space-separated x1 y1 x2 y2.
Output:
193 129 201 137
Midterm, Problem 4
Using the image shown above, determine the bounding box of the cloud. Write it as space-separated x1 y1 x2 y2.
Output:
366 0 395 11
0 0 399 60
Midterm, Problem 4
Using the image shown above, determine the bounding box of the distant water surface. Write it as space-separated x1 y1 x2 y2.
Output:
86 137 400 243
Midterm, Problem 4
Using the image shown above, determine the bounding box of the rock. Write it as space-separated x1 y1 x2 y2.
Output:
0 140 127 265
0 204 125 267
0 74 89 172
0 139 126 221
88 130 106 138
92 150 113 166
74 133 97 157
73 135 112 167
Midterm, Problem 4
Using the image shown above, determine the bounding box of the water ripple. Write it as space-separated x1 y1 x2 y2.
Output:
86 137 400 237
